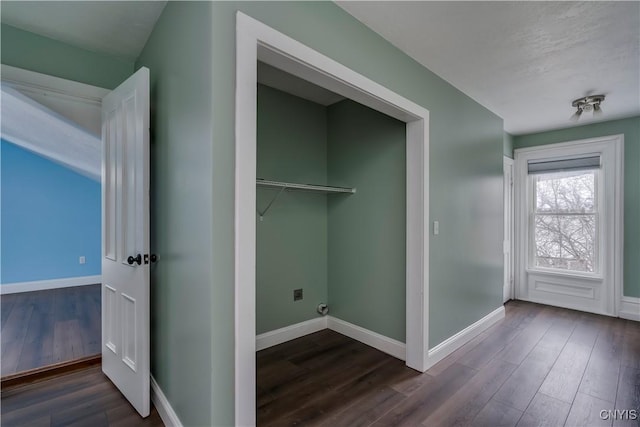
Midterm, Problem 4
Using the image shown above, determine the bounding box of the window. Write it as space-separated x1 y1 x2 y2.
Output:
531 169 598 273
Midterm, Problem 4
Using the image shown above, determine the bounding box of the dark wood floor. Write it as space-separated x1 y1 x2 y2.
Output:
257 300 640 426
0 365 164 426
1 285 101 377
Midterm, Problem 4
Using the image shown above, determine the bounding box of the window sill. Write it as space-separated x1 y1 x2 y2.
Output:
526 268 603 282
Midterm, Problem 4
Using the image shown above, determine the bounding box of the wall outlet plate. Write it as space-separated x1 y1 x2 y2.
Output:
79 256 86 264
293 288 303 301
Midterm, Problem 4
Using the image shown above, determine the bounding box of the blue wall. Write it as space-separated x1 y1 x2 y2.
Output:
1 140 101 283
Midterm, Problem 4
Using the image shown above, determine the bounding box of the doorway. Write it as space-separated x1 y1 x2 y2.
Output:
1 65 106 378
234 12 430 425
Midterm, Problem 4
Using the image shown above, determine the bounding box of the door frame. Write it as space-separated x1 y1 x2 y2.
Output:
234 12 430 425
513 135 624 316
503 156 514 302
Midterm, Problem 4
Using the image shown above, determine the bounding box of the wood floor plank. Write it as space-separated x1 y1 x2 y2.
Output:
621 327 640 370
564 392 613 427
538 341 591 404
516 392 571 427
255 301 634 427
1 366 163 427
1 285 101 377
579 327 624 402
497 307 556 365
421 358 518 426
319 385 406 427
613 365 640 427
370 362 477 427
53 319 85 363
493 344 562 411
1 299 35 376
458 324 522 370
472 399 523 427
268 358 404 426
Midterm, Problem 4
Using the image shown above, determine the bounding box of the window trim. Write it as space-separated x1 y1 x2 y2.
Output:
514 134 624 316
528 169 601 276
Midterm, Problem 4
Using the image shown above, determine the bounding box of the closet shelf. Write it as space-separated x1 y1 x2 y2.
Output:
257 179 356 194
256 179 356 219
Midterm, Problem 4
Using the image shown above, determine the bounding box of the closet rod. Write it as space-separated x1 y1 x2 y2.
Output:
256 179 356 194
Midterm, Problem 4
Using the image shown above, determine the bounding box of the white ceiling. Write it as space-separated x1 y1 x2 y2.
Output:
2 2 638 134
0 1 166 60
337 1 640 135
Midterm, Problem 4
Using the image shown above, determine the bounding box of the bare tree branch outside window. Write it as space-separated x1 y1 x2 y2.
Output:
533 170 597 273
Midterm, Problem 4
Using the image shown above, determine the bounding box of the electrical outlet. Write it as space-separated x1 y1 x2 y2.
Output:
293 289 303 301
79 256 86 265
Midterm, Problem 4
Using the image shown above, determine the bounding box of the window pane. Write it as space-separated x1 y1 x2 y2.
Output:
534 214 596 272
535 170 596 213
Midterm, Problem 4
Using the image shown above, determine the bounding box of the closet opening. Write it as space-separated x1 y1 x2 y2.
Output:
235 12 430 425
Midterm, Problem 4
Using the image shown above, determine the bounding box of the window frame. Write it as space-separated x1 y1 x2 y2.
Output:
513 134 624 317
527 168 602 277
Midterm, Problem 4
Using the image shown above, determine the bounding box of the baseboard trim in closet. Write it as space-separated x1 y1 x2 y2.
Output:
327 316 406 360
256 317 328 351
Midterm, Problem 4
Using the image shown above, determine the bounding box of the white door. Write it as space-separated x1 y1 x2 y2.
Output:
101 67 150 417
503 157 514 302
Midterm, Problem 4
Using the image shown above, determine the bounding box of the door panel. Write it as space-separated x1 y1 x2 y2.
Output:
101 67 150 417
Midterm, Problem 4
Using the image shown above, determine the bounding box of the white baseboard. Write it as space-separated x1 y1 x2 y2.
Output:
256 317 328 351
151 375 183 427
327 316 406 361
619 296 640 321
0 275 102 294
425 305 505 370
254 306 507 372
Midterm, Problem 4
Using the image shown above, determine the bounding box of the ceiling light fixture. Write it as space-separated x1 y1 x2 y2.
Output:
570 94 605 121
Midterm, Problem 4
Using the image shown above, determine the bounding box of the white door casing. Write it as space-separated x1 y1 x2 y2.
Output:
503 157 514 303
101 67 151 417
235 12 430 426
514 135 624 317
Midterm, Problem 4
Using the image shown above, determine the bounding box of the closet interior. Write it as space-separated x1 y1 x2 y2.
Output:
256 61 408 351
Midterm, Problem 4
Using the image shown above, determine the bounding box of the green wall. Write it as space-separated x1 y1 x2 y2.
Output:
256 84 328 333
328 100 407 342
212 0 503 356
514 116 640 298
504 132 514 158
135 3 214 426
1 24 133 89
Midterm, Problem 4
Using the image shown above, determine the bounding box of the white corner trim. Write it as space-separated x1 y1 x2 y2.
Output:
151 375 183 427
256 317 328 351
0 275 102 294
327 316 406 361
425 305 505 370
619 297 640 321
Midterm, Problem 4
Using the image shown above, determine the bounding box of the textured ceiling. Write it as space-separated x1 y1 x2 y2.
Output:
2 1 638 135
0 1 166 60
337 1 640 135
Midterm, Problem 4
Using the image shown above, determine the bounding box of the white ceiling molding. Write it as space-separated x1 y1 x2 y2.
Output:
1 84 101 181
337 1 640 135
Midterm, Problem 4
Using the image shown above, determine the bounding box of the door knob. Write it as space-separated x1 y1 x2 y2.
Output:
127 254 142 265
